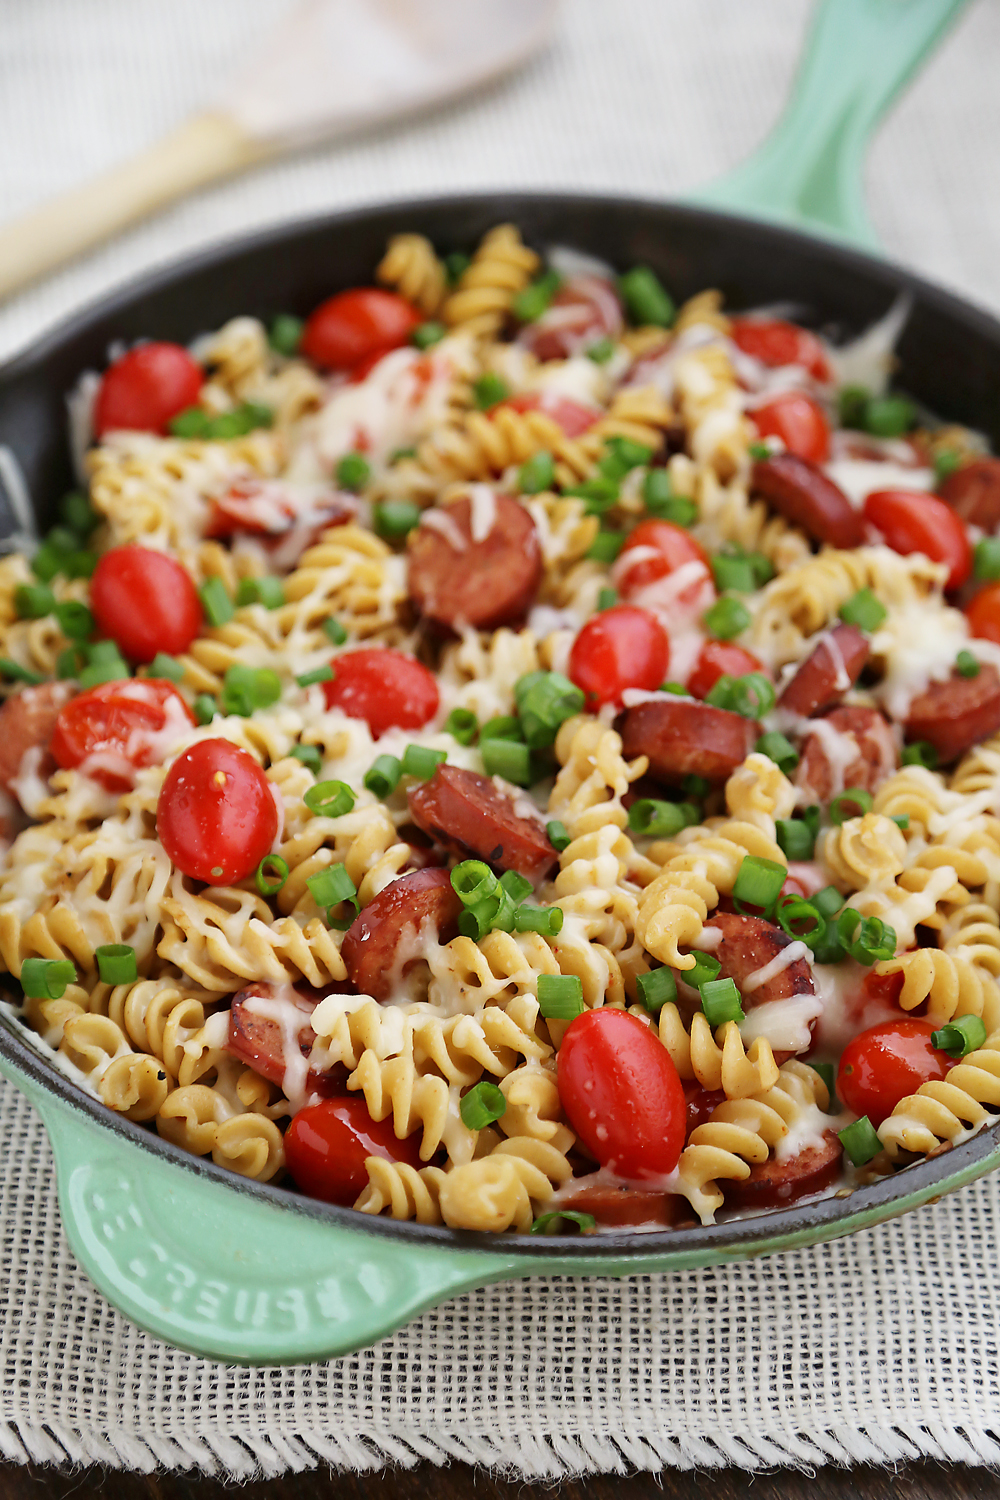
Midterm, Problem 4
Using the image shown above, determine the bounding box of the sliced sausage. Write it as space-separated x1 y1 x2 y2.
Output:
408 764 556 881
554 1183 690 1228
795 706 898 802
407 491 543 631
721 1131 843 1210
685 1083 727 1134
619 699 756 785
708 910 816 1013
777 624 869 717
904 663 1000 765
0 681 73 797
751 453 865 549
939 457 1000 530
227 982 348 1097
341 866 463 1002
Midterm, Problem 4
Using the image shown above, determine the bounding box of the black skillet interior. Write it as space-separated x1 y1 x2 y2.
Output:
2 189 1000 1259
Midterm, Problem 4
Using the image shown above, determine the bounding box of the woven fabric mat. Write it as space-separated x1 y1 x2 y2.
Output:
2 0 1000 1476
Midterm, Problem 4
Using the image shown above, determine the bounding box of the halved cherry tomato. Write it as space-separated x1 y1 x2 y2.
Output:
568 605 670 708
90 545 202 663
730 317 831 382
837 1018 954 1127
284 1096 423 1204
517 275 624 362
966 582 1000 646
93 342 204 438
751 392 831 463
300 288 421 372
322 648 439 738
501 391 599 438
558 1009 686 1178
687 640 767 701
863 489 972 591
615 519 712 597
862 967 906 1007
51 679 195 792
157 738 277 885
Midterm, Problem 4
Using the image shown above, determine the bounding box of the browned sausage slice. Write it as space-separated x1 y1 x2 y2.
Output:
721 1131 843 1210
685 1083 727 1133
939 457 1000 530
407 491 543 631
620 699 756 785
777 623 869 717
341 867 463 1001
553 1183 690 1228
0 682 73 797
752 453 865 549
904 663 1000 765
227 982 348 1096
708 910 816 1013
795 705 898 802
408 764 556 881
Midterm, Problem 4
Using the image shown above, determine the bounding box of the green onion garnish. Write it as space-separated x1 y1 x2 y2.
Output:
700 976 744 1026
829 787 873 825
336 452 371 492
56 647 85 680
148 652 184 683
199 576 234 627
931 1014 987 1057
59 490 98 537
683 774 711 800
169 406 212 439
839 588 887 632
269 314 303 356
567 475 619 513
445 707 478 745
774 895 825 944
459 1080 507 1130
303 780 354 817
703 596 751 641
863 395 916 438
373 499 421 541
892 814 910 831
518 451 556 495
537 973 585 1020
324 617 348 645
220 664 281 716
661 681 689 696
512 904 564 937
15 584 55 619
755 731 799 774
20 957 76 999
838 1116 882 1166
255 855 289 896
479 715 522 742
512 269 561 323
810 1061 837 1108
500 870 533 904
546 820 571 853
636 965 677 1014
732 854 786 917
748 441 772 461
619 266 675 327
444 251 470 283
364 755 402 798
95 944 137 986
597 587 618 611
193 694 217 726
729 673 775 720
684 951 722 988
412 321 447 350
481 737 532 786
601 437 653 477
775 818 816 861
956 650 980 679
587 338 615 364
933 449 961 484
473 372 510 411
451 861 500 906
236 576 285 609
530 1210 596 1235
837 386 870 430
586 529 626 563
974 537 1000 582
813 886 844 919
401 744 447 779
627 799 697 838
296 665 334 688
79 656 129 689
515 671 585 750
52 601 94 641
836 909 897 966
711 554 756 594
290 743 322 773
306 863 359 920
902 741 939 770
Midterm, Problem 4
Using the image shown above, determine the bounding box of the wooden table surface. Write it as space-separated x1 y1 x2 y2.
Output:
0 1459 995 1498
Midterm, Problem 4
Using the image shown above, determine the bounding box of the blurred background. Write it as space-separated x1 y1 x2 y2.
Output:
2 0 1000 361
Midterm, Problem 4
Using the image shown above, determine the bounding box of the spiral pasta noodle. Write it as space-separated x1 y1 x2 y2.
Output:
376 234 447 316
441 224 540 337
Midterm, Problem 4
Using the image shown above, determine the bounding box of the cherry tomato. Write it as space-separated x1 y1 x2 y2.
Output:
687 640 767 700
862 967 906 1007
284 1096 423 1204
300 288 421 372
157 738 278 885
967 582 1000 646
751 392 831 463
90 546 202 663
51 679 196 793
502 391 599 437
863 488 972 591
93 342 203 438
615 519 712 597
558 1009 687 1178
517 275 624 362
837 1018 954 1127
730 317 831 382
322 648 439 738
568 605 670 708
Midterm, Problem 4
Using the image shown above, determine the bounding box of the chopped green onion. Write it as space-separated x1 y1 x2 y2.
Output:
444 251 471 283
587 338 615 364
143 653 184 686
199 576 234 627
748 441 772 461
95 944 137 986
296 665 334 688
236 576 285 609
863 395 916 438
512 269 561 323
892 814 910 831
836 909 897 966
530 1210 595 1235
774 895 825 943
52 601 94 641
748 552 775 588
974 537 1000 582
597 587 618 611
661 682 689 696
79 657 129 689
546 819 570 852
838 1116 882 1167
193 694 217 725
59 491 98 537
303 780 354 817
20 957 77 999
704 674 736 710
56 647 85 680
839 588 887 632
711 554 756 594
601 437 653 477
619 266 675 327
255 855 289 896
458 899 500 940
473 373 510 411
290 743 322 772
459 1080 507 1130
586 529 625 563
481 737 532 786
499 870 533 904
220 664 281 716
902 741 939 770
775 818 816 861
933 449 961 484
729 673 775 720
813 886 844 919
837 386 870 430
169 406 212 439
684 951 721 988
412 321 447 350
956 650 980 679
829 787 873 824
809 1061 837 1108
513 904 564 937
479 715 522 742
364 754 402 798
700 977 744 1026
336 452 371 492
732 854 786 917
627 799 697 838
269 314 303 356
373 499 421 541
202 403 273 440
445 707 478 745
15 584 55 619
755 731 799 774
682 774 711 800
401 744 447 779
643 469 697 525
323 618 348 645
86 641 123 665
703 596 751 641
515 671 585 750
306 864 360 927
931 1014 987 1057
636 965 677 1014
518 451 556 495
451 860 500 905
565 474 619 513
537 973 585 1020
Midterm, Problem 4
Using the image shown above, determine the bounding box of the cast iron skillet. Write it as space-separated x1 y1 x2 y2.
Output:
1 192 1000 1365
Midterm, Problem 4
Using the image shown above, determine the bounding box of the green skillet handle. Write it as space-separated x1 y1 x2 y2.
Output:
8 1063 519 1364
692 0 971 247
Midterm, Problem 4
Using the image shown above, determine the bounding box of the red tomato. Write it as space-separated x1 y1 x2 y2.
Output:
687 640 767 700
568 605 670 708
284 1096 423 1204
730 317 831 382
558 1009 687 1178
93 342 203 438
90 546 202 663
518 275 624 361
751 392 831 463
862 967 906 1007
502 391 599 438
615 519 712 597
300 288 421 372
837 1018 954 1127
51 679 195 792
157 739 278 886
863 489 972 591
322 648 439 738
966 582 1000 646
